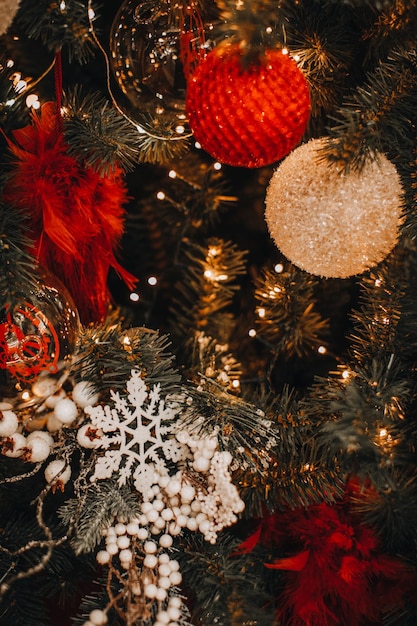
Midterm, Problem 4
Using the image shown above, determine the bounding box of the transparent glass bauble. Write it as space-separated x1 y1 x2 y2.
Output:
0 267 80 409
110 0 187 117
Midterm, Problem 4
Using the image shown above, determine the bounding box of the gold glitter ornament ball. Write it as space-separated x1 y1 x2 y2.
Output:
265 138 404 278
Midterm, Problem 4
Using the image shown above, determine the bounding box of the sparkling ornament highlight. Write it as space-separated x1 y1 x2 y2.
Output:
186 43 311 168
265 138 404 278
109 0 205 146
0 268 79 407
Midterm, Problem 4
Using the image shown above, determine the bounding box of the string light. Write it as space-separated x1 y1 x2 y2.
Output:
213 162 222 170
168 170 177 179
274 263 284 273
129 292 140 302
257 308 266 318
157 191 165 200
147 276 158 286
341 369 350 380
318 345 327 354
248 328 257 337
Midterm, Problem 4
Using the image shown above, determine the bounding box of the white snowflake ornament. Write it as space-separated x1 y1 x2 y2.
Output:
84 370 184 496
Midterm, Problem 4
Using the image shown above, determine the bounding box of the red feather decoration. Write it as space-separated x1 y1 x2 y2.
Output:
236 483 416 626
3 102 136 323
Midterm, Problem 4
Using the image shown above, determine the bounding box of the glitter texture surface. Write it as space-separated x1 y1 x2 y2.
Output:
265 138 404 278
186 43 311 168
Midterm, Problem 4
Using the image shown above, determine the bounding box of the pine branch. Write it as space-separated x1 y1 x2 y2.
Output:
254 265 329 358
323 49 417 171
178 533 275 626
15 0 97 63
0 205 40 311
63 88 142 175
58 480 141 555
73 318 181 395
170 238 247 339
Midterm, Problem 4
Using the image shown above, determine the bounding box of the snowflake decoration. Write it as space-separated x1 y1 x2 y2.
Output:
84 369 185 496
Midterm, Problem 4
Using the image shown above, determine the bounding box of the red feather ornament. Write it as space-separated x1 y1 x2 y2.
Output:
236 484 416 626
3 102 136 323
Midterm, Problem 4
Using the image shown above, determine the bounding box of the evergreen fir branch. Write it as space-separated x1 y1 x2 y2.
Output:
73 318 181 395
170 238 247 339
236 388 344 514
63 89 141 175
362 0 417 57
315 356 413 479
285 1 357 116
178 533 275 626
179 377 279 476
15 0 97 63
127 112 191 165
323 49 417 171
254 265 329 358
350 467 417 555
58 480 140 555
185 331 243 393
0 56 31 132
0 205 39 310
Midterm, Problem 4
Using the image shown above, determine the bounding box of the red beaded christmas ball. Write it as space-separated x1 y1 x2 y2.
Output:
186 43 311 168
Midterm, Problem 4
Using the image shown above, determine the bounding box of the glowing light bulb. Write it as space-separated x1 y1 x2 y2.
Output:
274 263 284 273
129 292 140 302
157 191 165 200
318 345 327 354
248 328 257 337
213 162 222 170
168 170 177 179
147 276 157 286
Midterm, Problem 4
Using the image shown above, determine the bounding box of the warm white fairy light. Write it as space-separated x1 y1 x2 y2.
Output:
248 328 257 337
129 291 140 302
195 141 202 149
26 93 40 109
257 307 266 318
148 276 158 286
175 125 185 134
213 162 222 170
274 263 284 273
342 369 350 380
318 345 327 354
156 191 165 200
168 170 177 179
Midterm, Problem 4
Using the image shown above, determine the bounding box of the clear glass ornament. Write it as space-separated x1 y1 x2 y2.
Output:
0 267 80 409
110 0 188 117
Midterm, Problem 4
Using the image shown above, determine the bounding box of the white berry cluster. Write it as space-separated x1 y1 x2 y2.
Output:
0 376 99 489
93 518 184 626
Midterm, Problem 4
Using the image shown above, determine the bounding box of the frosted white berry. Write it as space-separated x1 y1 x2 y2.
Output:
193 456 211 472
96 550 111 565
169 570 182 586
32 377 57 399
143 554 158 569
144 583 158 598
45 389 66 409
89 609 108 625
72 381 99 408
46 412 64 432
159 534 173 548
144 540 157 554
0 410 18 437
155 587 167 601
44 459 71 486
116 535 130 549
27 430 54 446
54 398 78 424
167 605 181 621
77 423 102 448
119 548 132 564
180 484 195 503
2 432 26 458
24 436 51 462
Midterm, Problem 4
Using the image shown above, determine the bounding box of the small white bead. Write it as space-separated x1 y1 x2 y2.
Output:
198 519 211 535
161 508 174 521
89 609 108 625
159 553 170 564
159 534 173 548
0 410 18 437
190 500 201 512
169 596 182 608
117 535 130 549
144 540 157 554
143 554 158 569
115 523 126 535
169 571 182 586
118 548 132 563
180 503 191 516
144 583 157 598
155 587 167 601
72 381 99 408
167 606 181 621
137 527 148 541
166 479 181 497
54 398 78 424
126 522 140 536
168 522 181 536
96 550 110 565
158 475 170 489
152 499 164 512
145 508 159 524
193 456 211 472
106 543 119 556
176 515 188 528
155 611 170 624
186 517 198 532
141 501 153 514
169 559 180 572
158 563 171 578
158 576 171 590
